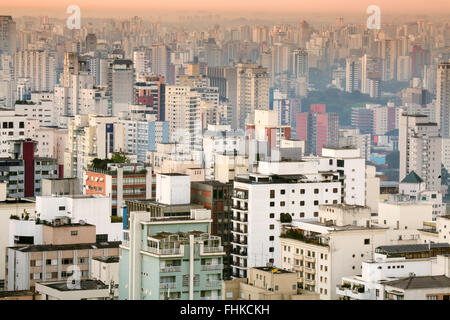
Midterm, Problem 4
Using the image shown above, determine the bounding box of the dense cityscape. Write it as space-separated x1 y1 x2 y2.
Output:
0 1 449 302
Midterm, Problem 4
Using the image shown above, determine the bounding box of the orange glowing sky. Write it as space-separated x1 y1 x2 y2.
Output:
1 0 449 17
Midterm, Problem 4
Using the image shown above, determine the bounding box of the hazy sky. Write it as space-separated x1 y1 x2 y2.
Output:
1 0 450 18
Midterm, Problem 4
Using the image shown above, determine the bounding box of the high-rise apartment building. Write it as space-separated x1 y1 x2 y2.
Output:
345 56 361 93
14 50 57 92
112 60 134 116
399 113 441 191
236 63 270 129
296 104 339 156
437 62 450 137
0 16 16 56
151 44 170 84
64 114 125 181
292 48 308 79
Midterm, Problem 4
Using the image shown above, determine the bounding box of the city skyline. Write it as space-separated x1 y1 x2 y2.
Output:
1 0 450 18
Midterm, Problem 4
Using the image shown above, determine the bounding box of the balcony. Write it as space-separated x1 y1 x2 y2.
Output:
304 255 316 263
160 282 176 289
200 296 221 300
336 285 370 300
232 190 248 200
201 246 224 254
232 237 248 246
201 264 223 271
160 266 182 273
304 267 315 274
304 279 315 286
294 265 304 272
205 280 222 287
147 247 182 256
232 205 248 212
231 248 247 257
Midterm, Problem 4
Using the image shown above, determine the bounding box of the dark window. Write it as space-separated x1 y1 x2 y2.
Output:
269 236 274 241
270 190 275 198
314 200 319 205
314 212 318 217
269 213 275 219
364 239 370 245
314 189 319 194
270 202 275 207
300 201 305 206
280 189 285 195
269 224 274 230
337 160 344 167
300 212 305 217
300 189 305 194
280 201 285 207
19 122 25 128
269 247 274 252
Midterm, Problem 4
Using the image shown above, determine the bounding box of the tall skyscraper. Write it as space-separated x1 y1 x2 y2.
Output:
85 33 97 53
292 48 308 78
381 39 397 81
399 113 441 191
0 16 17 56
236 63 270 129
361 55 381 97
346 56 361 93
112 59 134 116
298 20 311 48
14 50 57 92
437 62 450 137
296 104 339 156
151 44 170 83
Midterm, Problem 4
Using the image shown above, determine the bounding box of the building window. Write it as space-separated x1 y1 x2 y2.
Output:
269 224 274 230
269 247 274 252
270 202 275 207
270 213 275 219
280 201 285 207
364 239 370 245
300 212 305 217
314 200 319 205
314 212 318 217
300 189 305 194
58 206 65 211
71 231 78 236
280 189 285 195
270 190 275 198
314 189 319 194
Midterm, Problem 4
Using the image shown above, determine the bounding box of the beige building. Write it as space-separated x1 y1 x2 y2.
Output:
0 198 36 290
6 220 120 291
377 195 433 245
36 279 111 300
223 267 319 300
280 204 389 300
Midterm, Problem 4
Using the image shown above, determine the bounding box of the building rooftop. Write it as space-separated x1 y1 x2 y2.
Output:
9 241 121 252
385 275 450 290
42 279 108 292
376 243 450 255
254 267 293 274
401 171 424 184
92 256 120 263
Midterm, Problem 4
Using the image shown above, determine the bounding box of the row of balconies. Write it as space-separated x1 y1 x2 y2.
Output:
160 266 182 273
200 264 224 271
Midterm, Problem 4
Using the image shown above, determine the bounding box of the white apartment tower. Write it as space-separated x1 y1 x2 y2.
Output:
437 62 450 138
399 113 441 191
165 85 201 149
345 56 361 93
236 63 270 129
